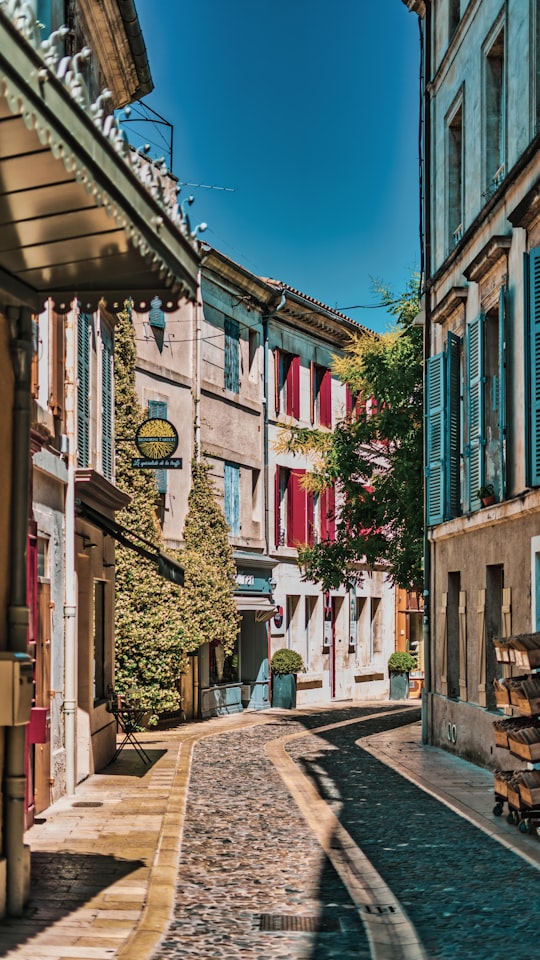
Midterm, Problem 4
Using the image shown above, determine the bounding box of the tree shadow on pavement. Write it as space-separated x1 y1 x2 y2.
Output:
0 850 145 956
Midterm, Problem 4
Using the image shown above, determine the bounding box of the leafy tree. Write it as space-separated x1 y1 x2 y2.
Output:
114 304 240 718
277 275 423 591
114 302 189 719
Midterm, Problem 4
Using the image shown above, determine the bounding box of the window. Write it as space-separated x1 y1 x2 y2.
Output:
77 312 91 467
274 467 314 548
286 595 300 649
224 316 240 393
224 462 241 536
304 596 316 668
370 597 382 657
484 27 505 194
148 400 168 496
426 332 461 524
251 468 261 523
447 100 464 248
311 363 332 427
274 349 300 419
101 327 113 481
248 329 259 379
37 537 49 579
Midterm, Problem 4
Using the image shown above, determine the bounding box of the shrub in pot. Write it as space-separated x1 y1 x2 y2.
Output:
271 648 304 709
388 651 417 700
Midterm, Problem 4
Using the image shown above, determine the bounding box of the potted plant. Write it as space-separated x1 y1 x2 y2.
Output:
477 483 496 506
388 650 417 700
271 648 304 709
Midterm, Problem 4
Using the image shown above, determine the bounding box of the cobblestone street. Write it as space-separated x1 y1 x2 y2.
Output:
153 706 540 960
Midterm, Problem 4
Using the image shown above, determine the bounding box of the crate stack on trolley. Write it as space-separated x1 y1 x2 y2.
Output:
491 633 540 835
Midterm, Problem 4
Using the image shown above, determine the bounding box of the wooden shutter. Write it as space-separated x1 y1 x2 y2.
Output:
224 462 240 536
426 352 445 525
440 592 448 696
274 348 281 415
101 327 113 481
148 400 168 494
274 466 282 546
477 588 487 707
528 247 540 485
345 384 353 417
306 488 315 546
319 368 332 427
466 314 485 511
77 312 90 467
501 586 512 638
287 354 300 419
224 316 240 393
287 469 307 546
498 285 506 497
446 332 461 518
50 310 65 418
458 590 467 701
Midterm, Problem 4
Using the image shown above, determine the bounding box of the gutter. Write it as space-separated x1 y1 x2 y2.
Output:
117 0 153 100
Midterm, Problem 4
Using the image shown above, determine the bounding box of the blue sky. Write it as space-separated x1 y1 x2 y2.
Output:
132 1 420 333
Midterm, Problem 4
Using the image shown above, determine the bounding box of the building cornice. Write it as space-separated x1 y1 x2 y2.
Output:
463 236 512 282
431 286 468 325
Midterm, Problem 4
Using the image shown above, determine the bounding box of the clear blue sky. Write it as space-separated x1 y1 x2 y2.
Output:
132 1 420 333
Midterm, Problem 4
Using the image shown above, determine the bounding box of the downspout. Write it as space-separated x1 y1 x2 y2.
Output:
5 305 32 916
420 5 433 745
64 303 77 793
194 271 202 462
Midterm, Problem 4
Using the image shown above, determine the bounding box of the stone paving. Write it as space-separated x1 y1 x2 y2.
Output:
154 705 540 960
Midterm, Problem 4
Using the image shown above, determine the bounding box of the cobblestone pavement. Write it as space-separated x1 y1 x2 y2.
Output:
153 705 540 960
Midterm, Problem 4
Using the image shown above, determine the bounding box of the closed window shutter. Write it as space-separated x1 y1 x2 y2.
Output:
288 469 307 546
287 355 300 418
274 466 281 546
51 311 65 418
426 352 445 525
345 384 353 417
224 316 240 393
446 332 461 518
466 314 485 510
224 462 240 536
77 312 90 467
307 488 314 546
319 368 332 427
498 285 506 497
528 247 540 485
101 327 113 481
148 400 168 494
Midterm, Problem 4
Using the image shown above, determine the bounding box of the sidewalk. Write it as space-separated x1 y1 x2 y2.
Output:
1 703 538 960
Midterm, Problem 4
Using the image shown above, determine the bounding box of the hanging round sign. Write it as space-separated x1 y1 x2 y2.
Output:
135 418 178 460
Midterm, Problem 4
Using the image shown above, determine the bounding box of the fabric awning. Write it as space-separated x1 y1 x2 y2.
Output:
0 9 199 313
235 595 277 622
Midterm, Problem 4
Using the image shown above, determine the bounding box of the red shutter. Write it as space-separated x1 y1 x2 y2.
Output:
288 469 307 546
287 354 300 418
274 348 281 415
319 368 332 427
27 523 38 645
321 486 336 542
306 489 314 546
274 466 281 546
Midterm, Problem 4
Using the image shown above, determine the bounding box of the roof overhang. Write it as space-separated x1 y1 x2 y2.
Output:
0 9 200 314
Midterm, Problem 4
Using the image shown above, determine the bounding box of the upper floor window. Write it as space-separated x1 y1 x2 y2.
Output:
311 363 332 427
224 316 240 393
274 466 313 548
101 327 113 481
526 248 540 485
447 99 464 249
484 27 506 195
275 349 300 419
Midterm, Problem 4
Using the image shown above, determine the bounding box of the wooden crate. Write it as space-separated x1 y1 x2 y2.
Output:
507 738 540 763
515 695 540 717
519 784 540 807
494 682 511 706
507 785 521 809
494 728 510 749
494 774 509 798
514 649 540 670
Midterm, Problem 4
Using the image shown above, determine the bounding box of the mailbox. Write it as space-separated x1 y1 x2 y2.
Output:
0 651 34 726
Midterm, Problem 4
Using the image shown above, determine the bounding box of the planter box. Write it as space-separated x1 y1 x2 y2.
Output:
389 671 410 700
272 673 297 709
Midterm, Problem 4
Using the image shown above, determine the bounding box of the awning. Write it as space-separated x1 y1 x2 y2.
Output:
235 595 277 622
75 499 184 586
0 9 199 313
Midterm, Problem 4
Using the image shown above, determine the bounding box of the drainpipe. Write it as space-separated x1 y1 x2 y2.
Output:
5 304 32 916
262 290 286 556
64 303 77 794
193 271 203 462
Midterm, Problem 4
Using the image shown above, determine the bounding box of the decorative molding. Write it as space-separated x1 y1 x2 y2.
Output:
431 286 468 326
463 236 512 282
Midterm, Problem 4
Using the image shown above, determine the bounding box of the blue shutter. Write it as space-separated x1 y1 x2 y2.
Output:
224 462 240 536
77 312 90 467
101 327 113 480
148 400 168 494
224 317 240 393
466 314 485 511
149 296 165 330
498 285 506 497
426 352 445 525
446 332 461 518
528 248 540 485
